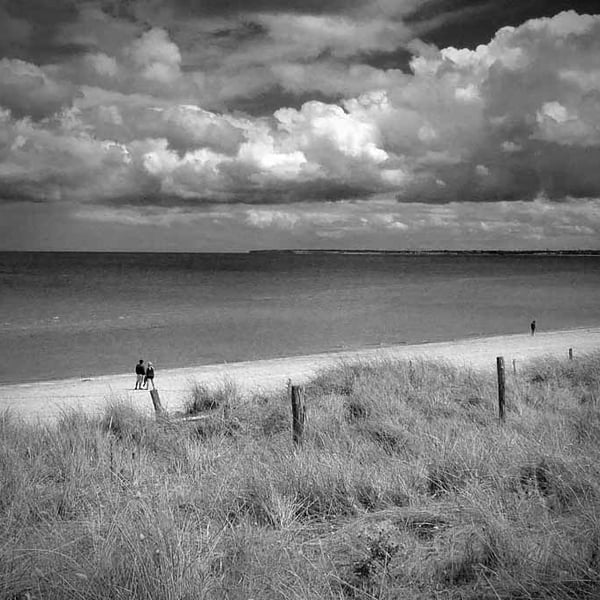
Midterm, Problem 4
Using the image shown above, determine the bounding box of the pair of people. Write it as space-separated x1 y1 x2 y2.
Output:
134 359 156 390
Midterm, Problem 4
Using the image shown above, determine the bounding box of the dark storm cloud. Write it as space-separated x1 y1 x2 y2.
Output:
2 0 596 65
162 0 367 17
0 0 83 62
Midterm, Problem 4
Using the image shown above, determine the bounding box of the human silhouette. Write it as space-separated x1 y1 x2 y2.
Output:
144 362 155 390
134 359 145 389
530 320 536 336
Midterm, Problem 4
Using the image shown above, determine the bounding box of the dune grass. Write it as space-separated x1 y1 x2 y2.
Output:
2 352 600 599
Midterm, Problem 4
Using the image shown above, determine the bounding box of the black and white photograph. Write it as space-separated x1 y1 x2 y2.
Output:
1 0 600 597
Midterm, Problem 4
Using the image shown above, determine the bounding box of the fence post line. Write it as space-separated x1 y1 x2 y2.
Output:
291 385 306 445
497 356 506 421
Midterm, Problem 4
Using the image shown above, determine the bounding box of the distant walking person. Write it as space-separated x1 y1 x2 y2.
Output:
144 362 155 390
530 320 536 336
135 359 145 389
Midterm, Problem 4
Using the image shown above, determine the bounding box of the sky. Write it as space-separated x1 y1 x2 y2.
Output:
1 0 599 251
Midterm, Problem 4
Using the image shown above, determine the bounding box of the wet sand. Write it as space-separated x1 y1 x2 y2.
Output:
1 327 599 422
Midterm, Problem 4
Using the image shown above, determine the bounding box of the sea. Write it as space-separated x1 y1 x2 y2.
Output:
1 251 599 385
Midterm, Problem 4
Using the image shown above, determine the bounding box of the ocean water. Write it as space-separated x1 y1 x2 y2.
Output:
1 251 599 385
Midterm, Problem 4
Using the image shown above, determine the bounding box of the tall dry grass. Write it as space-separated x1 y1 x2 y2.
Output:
1 352 600 599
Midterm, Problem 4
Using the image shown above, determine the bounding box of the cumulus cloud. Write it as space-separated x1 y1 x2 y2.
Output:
126 28 182 83
534 99 600 146
0 107 139 203
0 3 599 228
391 10 600 203
85 53 119 78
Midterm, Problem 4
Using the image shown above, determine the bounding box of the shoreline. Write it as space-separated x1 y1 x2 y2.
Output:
1 324 595 388
0 327 512 387
1 326 599 422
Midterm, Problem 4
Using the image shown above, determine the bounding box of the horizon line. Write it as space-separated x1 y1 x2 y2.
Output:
1 248 600 255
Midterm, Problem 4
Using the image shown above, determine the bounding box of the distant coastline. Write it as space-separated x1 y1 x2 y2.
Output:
249 249 600 256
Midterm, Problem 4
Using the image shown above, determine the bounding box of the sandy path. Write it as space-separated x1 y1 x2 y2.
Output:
1 327 599 422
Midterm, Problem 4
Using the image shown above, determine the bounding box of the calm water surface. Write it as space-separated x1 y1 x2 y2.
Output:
1 252 599 384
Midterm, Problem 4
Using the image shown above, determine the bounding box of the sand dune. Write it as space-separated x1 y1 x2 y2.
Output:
1 327 599 422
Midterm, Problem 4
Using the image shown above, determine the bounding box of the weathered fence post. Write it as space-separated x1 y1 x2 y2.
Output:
408 360 415 385
291 385 306 445
497 356 506 421
149 389 164 416
569 348 573 360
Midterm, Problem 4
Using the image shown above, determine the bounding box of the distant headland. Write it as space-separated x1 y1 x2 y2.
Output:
249 249 600 256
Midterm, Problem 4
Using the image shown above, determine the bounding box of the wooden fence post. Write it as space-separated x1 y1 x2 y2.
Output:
150 389 164 416
569 348 573 360
291 385 306 445
408 360 415 385
497 356 506 421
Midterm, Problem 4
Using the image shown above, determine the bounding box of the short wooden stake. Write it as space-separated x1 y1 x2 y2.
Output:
150 389 163 415
512 359 517 375
569 348 573 360
408 360 415 384
497 356 506 421
291 385 306 445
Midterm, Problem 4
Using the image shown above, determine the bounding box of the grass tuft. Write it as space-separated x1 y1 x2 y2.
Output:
184 378 241 416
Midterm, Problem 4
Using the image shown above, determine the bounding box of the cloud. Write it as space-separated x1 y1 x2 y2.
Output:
257 13 412 59
241 199 412 238
0 5 32 57
246 208 300 230
126 28 182 83
534 99 600 146
270 61 405 98
0 58 78 119
128 0 420 20
0 112 136 203
85 53 119 78
54 5 142 58
390 10 600 203
0 4 599 230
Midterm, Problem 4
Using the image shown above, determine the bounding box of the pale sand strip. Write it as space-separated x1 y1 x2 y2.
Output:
1 327 599 422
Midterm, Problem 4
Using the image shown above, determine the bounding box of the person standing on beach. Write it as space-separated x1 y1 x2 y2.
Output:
135 359 145 389
144 362 155 390
530 320 536 336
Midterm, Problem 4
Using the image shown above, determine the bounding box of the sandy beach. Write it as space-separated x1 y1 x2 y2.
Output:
1 326 599 422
